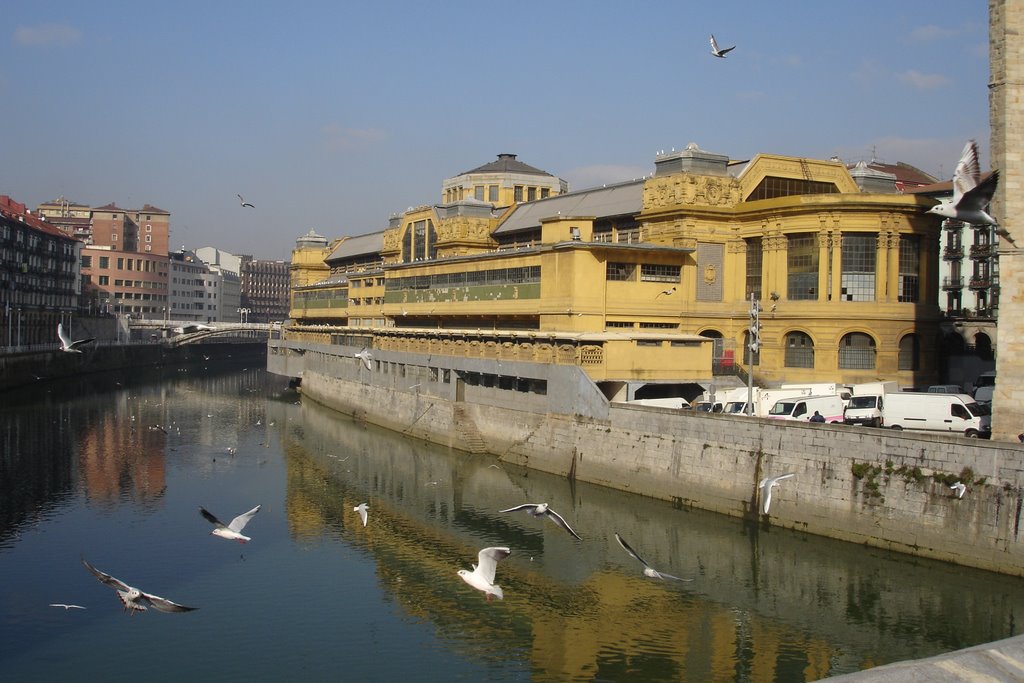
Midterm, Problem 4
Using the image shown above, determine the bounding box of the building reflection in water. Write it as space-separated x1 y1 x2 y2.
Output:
279 396 1024 681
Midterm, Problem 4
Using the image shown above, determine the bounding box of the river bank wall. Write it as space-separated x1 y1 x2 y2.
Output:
269 338 1024 576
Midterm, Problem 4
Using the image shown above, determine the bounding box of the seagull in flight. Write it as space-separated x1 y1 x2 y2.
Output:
49 603 87 610
709 34 735 58
354 502 369 527
759 472 796 514
237 194 255 208
927 140 1007 240
615 533 692 581
950 481 967 499
499 503 582 540
199 504 261 543
457 546 511 601
656 286 676 298
354 347 373 370
81 558 197 614
57 323 94 353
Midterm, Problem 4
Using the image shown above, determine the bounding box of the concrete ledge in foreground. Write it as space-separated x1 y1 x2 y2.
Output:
820 634 1024 682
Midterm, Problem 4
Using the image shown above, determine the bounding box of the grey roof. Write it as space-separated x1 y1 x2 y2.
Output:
493 180 644 235
326 231 384 262
460 153 553 177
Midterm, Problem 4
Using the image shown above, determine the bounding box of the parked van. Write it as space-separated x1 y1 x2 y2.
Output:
844 381 899 427
767 395 845 423
973 371 995 405
882 392 990 438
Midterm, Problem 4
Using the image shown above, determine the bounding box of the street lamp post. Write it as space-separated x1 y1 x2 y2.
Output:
237 307 250 324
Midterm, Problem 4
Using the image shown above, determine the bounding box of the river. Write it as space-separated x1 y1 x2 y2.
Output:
0 360 1021 681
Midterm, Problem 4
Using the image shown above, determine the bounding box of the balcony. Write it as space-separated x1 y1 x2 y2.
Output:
942 245 964 260
943 219 966 231
941 276 964 290
969 244 994 259
969 276 992 290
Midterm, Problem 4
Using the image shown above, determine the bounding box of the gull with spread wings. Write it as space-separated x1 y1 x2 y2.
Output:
199 504 262 543
499 502 582 540
81 558 197 614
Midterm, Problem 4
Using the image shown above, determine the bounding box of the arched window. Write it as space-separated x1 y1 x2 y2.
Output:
839 332 876 369
785 331 814 368
974 333 993 361
898 334 918 371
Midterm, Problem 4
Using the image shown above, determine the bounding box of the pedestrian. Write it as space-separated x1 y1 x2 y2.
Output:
809 410 826 423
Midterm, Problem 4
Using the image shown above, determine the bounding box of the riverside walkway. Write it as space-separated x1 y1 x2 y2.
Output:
823 634 1024 681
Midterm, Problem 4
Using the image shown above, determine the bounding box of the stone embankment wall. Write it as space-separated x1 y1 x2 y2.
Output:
274 340 1024 575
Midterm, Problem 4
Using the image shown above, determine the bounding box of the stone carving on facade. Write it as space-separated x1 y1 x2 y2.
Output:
643 175 741 211
727 238 747 254
703 263 717 285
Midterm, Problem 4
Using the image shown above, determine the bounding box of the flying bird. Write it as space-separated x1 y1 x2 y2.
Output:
354 347 373 370
758 472 796 514
927 140 1007 240
49 603 86 610
354 502 369 527
614 533 692 581
709 34 735 58
199 504 261 543
499 502 582 540
950 481 967 499
457 546 512 601
656 286 676 298
57 323 94 353
237 194 255 208
81 558 197 614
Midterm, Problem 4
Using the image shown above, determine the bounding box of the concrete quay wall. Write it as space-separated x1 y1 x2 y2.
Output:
276 341 1024 576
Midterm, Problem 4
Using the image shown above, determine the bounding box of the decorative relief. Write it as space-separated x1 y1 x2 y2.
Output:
703 263 717 285
727 238 747 254
643 175 741 210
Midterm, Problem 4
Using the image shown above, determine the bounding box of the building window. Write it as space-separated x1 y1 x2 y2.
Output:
641 264 681 283
81 255 92 268
541 188 550 199
745 237 762 300
839 332 876 369
146 224 152 232
474 186 484 201
528 187 537 201
145 234 152 242
98 275 109 285
514 186 524 202
899 236 920 303
898 334 918 371
787 234 818 300
840 233 876 301
606 262 636 281
112 233 117 241
748 176 839 201
784 331 815 368
488 185 499 202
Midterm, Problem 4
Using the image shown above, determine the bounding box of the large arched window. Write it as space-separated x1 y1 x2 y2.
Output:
785 331 814 368
898 334 918 371
839 332 876 369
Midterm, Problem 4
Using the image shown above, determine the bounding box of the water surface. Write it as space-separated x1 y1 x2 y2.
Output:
1 362 1021 681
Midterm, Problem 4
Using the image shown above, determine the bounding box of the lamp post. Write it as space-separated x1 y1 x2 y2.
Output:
746 293 761 416
237 307 250 323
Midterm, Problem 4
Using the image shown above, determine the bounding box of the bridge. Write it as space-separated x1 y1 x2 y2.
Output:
129 320 276 347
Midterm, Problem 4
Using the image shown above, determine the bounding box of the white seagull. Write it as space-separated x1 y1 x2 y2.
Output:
49 603 87 610
709 34 735 58
82 558 197 614
457 546 512 601
758 472 796 514
499 503 582 540
927 140 1006 239
354 347 373 370
614 533 692 581
354 502 369 527
57 323 95 353
950 481 967 499
199 504 261 543
656 286 676 298
237 194 255 208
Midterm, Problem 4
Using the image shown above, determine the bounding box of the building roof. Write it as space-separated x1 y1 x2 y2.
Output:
93 202 127 212
137 204 169 214
0 195 74 240
460 153 553 177
847 160 938 191
493 180 644 235
906 171 996 199
326 231 385 261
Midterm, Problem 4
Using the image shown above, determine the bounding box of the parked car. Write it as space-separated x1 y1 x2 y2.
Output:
882 392 990 438
767 395 845 423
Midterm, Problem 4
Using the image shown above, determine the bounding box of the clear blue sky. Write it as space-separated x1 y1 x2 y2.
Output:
3 1 990 260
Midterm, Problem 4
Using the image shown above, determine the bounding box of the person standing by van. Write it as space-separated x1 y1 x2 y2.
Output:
810 411 826 423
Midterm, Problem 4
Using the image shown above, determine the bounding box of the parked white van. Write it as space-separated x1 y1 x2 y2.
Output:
844 381 899 427
882 392 990 438
767 395 845 423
